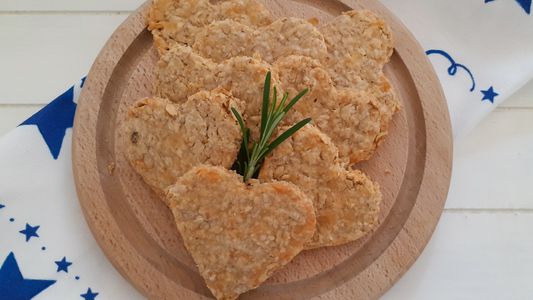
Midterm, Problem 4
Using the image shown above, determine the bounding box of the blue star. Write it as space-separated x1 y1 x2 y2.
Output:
516 0 531 13
0 204 4 209
81 288 99 300
485 0 531 14
481 86 499 103
19 86 77 159
55 257 72 273
0 252 56 300
19 224 40 242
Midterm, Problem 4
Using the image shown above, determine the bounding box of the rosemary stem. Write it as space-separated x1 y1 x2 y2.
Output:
232 71 310 182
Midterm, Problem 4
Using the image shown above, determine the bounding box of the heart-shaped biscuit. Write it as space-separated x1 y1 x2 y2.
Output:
147 0 272 55
258 124 382 249
122 88 242 205
155 45 278 140
166 166 316 300
273 55 389 164
155 46 391 163
192 17 327 64
320 10 400 119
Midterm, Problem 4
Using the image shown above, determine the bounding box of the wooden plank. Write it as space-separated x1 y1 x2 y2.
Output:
0 0 143 12
446 108 533 209
381 213 533 300
0 14 128 105
0 106 45 138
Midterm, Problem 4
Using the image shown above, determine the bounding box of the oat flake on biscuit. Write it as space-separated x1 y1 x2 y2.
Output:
147 0 272 55
258 124 382 250
122 88 242 205
166 165 316 300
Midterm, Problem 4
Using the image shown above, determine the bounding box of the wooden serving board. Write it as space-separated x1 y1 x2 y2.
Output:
72 0 453 299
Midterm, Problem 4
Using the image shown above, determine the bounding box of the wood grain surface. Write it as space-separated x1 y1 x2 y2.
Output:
71 0 453 299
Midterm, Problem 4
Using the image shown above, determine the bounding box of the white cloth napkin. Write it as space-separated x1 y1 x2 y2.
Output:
379 0 533 141
1 1 533 299
0 79 144 299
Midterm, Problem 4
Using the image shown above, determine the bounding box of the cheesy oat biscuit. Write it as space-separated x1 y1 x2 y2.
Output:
122 88 242 205
274 55 388 164
258 124 382 250
192 18 327 64
147 0 272 55
155 48 390 163
154 44 278 139
166 165 316 300
320 10 400 121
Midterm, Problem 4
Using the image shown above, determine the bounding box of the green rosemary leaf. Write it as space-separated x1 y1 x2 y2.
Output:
275 92 290 115
260 71 271 140
231 108 248 157
282 88 309 113
263 112 286 142
262 118 312 159
231 131 249 174
252 163 262 177
269 86 278 118
245 128 250 150
257 146 270 160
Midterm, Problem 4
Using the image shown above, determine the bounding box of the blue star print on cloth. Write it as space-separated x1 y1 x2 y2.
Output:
19 86 77 160
485 0 532 14
81 288 99 300
426 49 476 92
55 257 73 273
19 224 39 242
0 252 56 300
0 78 106 299
481 87 499 103
426 49 499 104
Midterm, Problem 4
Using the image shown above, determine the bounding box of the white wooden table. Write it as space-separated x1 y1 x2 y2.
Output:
1 1 532 299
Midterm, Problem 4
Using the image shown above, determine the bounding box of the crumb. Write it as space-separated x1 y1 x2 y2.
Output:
108 163 115 175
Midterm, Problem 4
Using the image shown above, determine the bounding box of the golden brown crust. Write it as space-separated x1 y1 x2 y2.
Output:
273 55 388 164
122 88 242 205
192 17 327 64
258 125 382 249
147 0 272 55
320 10 400 122
166 166 316 300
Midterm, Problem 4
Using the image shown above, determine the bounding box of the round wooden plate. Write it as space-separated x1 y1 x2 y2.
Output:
72 0 453 299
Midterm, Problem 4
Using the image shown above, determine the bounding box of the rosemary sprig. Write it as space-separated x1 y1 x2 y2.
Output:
231 71 311 182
